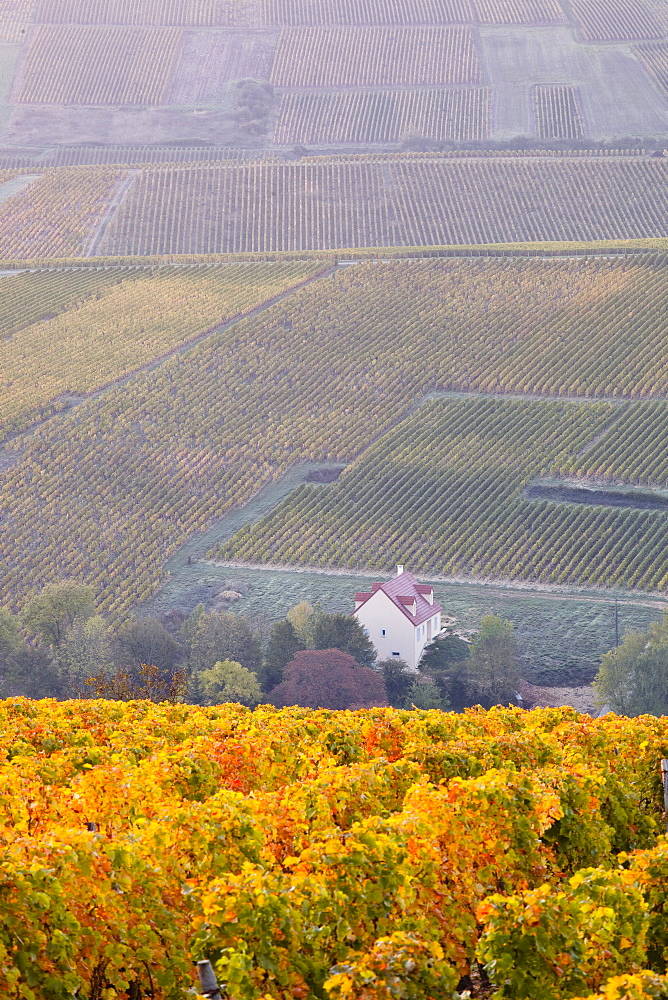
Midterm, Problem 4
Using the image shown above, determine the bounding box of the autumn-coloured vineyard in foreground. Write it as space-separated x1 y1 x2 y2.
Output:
1 699 668 999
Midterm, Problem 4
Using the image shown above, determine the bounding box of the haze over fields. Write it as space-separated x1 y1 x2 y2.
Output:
0 0 667 687
0 0 667 146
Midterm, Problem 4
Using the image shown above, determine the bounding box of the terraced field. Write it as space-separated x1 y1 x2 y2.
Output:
216 396 668 591
94 156 668 256
1 254 668 613
274 88 492 144
0 260 322 439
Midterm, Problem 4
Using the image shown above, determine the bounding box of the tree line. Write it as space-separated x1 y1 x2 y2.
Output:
1 578 664 714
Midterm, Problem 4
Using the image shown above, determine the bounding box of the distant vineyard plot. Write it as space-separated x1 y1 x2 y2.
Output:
32 0 261 27
216 396 668 591
634 41 668 98
96 157 668 256
533 85 585 139
473 0 567 24
262 0 477 26
167 31 275 104
270 26 482 87
0 0 34 42
16 25 181 104
569 0 664 41
2 0 668 146
2 255 668 611
263 0 567 25
273 88 492 144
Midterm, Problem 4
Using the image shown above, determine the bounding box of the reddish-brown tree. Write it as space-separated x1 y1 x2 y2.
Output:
268 648 388 710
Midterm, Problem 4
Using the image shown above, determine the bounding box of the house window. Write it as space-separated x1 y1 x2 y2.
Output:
380 628 386 636
392 651 401 657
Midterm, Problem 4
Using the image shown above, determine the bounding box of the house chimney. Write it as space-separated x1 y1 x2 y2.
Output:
397 564 404 576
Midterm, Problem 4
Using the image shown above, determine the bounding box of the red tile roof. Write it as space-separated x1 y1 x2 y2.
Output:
354 570 442 627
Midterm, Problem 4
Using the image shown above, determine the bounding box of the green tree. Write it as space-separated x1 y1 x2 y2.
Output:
287 601 323 647
468 615 520 707
179 603 206 652
379 658 415 709
21 581 95 647
59 615 113 697
419 628 470 706
113 616 183 673
313 613 376 668
0 607 21 660
595 614 668 717
409 677 444 710
262 619 304 692
6 646 62 699
192 659 262 707
188 611 262 674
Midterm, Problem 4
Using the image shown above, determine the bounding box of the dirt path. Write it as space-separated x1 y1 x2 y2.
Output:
207 558 667 610
85 170 139 257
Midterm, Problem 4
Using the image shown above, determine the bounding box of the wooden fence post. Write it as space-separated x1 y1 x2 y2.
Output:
661 760 668 833
197 960 222 999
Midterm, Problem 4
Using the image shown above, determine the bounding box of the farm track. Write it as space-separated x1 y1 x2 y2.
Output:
85 169 139 257
205 558 668 609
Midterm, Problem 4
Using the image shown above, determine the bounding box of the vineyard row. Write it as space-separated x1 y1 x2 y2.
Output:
2 701 668 999
217 396 668 591
95 158 668 256
0 255 667 612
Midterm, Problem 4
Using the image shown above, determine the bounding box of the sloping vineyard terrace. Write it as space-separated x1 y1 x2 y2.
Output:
216 396 668 590
559 401 668 487
98 157 668 256
269 26 482 87
1 255 668 611
0 261 322 440
273 88 492 144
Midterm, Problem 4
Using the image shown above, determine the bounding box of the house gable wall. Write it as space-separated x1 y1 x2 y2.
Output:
354 590 421 670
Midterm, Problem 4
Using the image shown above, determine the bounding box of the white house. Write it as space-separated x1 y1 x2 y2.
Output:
353 566 443 671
